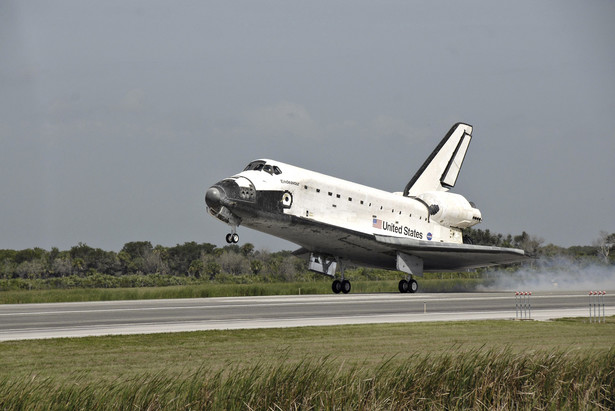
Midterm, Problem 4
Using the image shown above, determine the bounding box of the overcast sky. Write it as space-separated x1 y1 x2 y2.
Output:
1 1 614 252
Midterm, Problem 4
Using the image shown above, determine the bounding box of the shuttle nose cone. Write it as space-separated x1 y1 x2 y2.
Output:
205 187 223 211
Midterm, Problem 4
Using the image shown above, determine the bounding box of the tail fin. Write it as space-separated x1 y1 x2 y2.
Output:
403 123 473 196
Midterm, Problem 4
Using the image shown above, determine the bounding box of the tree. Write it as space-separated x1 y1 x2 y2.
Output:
15 260 45 279
278 256 298 281
120 241 153 260
241 243 255 257
143 248 169 275
188 259 204 278
120 242 154 274
463 228 503 247
14 248 47 265
70 243 120 275
51 257 73 277
513 231 543 256
72 258 85 275
49 247 60 263
593 231 615 264
167 242 210 275
204 259 221 279
540 243 566 257
250 259 263 275
219 251 251 276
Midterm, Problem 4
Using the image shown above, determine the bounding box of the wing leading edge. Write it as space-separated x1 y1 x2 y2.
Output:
374 234 528 271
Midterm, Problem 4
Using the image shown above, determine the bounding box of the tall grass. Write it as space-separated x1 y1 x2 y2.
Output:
0 278 483 304
1 348 613 410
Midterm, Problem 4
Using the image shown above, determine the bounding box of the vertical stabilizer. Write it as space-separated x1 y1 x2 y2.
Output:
403 123 473 196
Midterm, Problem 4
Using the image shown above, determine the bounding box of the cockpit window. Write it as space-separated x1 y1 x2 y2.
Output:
243 160 282 175
243 160 266 171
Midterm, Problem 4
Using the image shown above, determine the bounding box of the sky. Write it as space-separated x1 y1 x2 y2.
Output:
1 1 614 252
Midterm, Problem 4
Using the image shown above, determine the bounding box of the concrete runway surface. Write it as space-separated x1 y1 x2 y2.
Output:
1 291 613 341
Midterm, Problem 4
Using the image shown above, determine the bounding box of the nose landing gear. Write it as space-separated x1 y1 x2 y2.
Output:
225 233 239 244
225 226 239 244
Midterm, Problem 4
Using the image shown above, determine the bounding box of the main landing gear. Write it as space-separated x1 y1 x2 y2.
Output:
398 277 418 293
332 279 351 294
307 253 351 295
331 260 351 294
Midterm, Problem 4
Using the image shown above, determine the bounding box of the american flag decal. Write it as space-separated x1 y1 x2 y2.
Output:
372 218 382 229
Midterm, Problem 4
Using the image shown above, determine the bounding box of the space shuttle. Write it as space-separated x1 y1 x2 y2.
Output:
205 123 527 293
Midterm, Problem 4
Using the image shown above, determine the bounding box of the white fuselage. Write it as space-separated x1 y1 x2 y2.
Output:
233 159 465 246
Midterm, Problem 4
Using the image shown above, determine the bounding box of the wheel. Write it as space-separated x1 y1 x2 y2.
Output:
398 279 409 293
232 233 239 243
341 280 351 294
225 233 233 244
409 279 418 293
332 280 342 294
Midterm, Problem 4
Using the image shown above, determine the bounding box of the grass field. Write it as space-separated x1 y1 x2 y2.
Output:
0 278 483 304
1 318 614 409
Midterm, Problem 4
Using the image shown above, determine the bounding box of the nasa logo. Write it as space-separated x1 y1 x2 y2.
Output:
427 232 432 241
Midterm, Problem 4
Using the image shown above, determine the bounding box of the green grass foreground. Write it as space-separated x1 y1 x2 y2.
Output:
0 278 483 304
1 319 614 409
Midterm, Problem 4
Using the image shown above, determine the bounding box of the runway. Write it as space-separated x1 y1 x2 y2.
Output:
1 291 613 341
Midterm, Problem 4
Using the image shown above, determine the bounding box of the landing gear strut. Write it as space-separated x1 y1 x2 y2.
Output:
331 259 351 294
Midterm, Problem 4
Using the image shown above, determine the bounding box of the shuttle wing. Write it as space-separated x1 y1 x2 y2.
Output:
289 216 528 274
375 234 528 271
404 123 473 196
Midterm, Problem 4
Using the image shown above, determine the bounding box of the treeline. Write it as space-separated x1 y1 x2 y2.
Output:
1 229 613 289
463 228 615 262
0 241 311 284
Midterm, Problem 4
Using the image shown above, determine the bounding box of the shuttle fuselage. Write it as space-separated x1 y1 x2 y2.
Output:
205 123 526 293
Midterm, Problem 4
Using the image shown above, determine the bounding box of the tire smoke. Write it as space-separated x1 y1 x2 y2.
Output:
478 256 615 291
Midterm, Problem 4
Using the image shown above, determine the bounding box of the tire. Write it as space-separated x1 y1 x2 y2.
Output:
332 280 342 294
225 233 233 244
409 279 418 293
398 279 409 293
341 280 351 294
